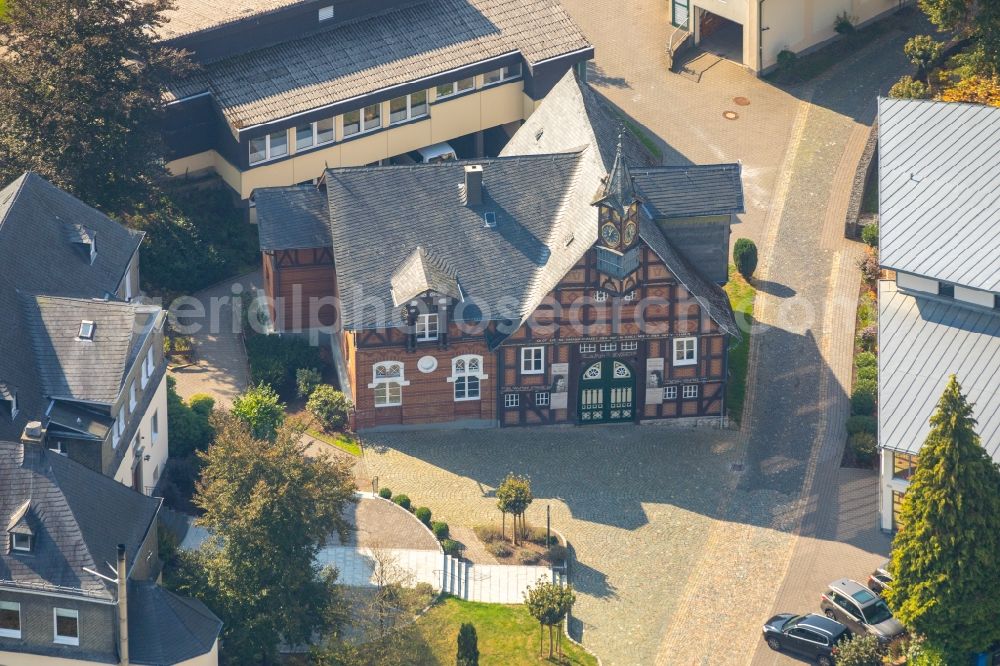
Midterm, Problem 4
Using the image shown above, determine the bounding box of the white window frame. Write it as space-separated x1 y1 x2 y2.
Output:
504 393 520 408
53 608 79 646
389 90 429 125
369 361 408 407
89 233 97 265
11 533 30 552
683 384 699 399
483 63 522 86
624 290 637 302
436 76 475 99
664 385 678 400
0 601 21 639
579 343 596 354
416 313 439 342
129 381 138 411
295 118 335 151
249 129 289 165
599 342 617 352
151 410 159 444
78 320 95 340
593 290 608 303
621 341 638 352
534 392 550 407
449 355 487 402
520 347 544 375
113 405 125 448
343 103 381 137
673 337 697 366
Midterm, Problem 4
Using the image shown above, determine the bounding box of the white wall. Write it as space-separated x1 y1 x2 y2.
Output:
114 373 169 495
955 285 996 309
895 271 939 296
879 448 911 532
692 0 747 24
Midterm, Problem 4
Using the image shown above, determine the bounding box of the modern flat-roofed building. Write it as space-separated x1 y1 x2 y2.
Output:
159 0 593 200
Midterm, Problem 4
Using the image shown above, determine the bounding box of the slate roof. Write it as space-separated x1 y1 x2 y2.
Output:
390 246 463 306
878 280 1000 462
128 582 222 666
256 184 330 250
165 0 592 129
878 97 1000 293
632 164 745 219
0 441 161 599
0 174 143 441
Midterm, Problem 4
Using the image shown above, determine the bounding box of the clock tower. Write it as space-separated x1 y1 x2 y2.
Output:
592 133 642 290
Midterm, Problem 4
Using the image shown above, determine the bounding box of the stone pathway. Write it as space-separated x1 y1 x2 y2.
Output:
168 271 259 408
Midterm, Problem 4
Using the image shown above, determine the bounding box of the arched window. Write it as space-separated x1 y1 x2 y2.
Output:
370 361 407 407
449 355 487 401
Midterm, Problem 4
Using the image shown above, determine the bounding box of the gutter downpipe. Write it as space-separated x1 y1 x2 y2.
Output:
758 0 766 75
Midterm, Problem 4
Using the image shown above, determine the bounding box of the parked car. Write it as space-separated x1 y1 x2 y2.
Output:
414 142 458 163
867 561 892 596
820 579 905 643
762 613 851 665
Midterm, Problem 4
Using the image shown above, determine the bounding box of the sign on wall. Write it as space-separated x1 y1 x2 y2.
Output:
645 357 665 404
551 363 569 409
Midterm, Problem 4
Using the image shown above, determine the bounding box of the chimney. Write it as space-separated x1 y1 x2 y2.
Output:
20 421 44 446
117 544 129 666
464 165 483 206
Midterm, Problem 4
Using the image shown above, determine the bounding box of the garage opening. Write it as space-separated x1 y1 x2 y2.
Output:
696 10 743 64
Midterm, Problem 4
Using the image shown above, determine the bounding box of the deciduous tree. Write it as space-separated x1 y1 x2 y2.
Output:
496 473 533 546
886 375 1000 660
524 578 575 660
231 383 285 441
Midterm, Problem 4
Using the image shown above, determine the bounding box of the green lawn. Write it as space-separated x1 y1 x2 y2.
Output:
307 429 362 456
410 597 598 666
724 265 756 424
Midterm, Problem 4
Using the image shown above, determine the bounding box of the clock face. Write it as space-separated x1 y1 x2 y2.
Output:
601 223 621 247
623 221 637 246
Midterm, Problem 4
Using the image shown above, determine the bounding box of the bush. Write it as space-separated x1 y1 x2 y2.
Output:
306 385 351 431
296 367 322 399
847 415 877 435
244 334 323 398
858 252 880 284
393 494 411 511
545 544 569 564
431 521 450 540
889 75 930 100
904 35 943 71
851 380 877 416
861 223 879 248
517 549 541 565
457 622 479 666
378 487 392 499
486 541 513 558
473 524 504 544
858 324 878 352
855 351 877 370
441 539 463 558
415 506 432 527
834 633 884 666
166 376 214 458
834 11 855 34
189 393 215 417
777 49 797 72
733 238 758 281
849 432 878 466
231 383 286 441
524 526 556 547
856 365 877 384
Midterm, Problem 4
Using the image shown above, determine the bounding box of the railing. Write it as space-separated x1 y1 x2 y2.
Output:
667 24 688 71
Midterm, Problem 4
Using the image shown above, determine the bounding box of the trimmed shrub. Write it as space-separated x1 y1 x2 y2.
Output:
296 367 322 399
431 521 450 540
851 381 877 416
245 334 323 397
856 365 878 384
855 351 877 370
545 544 569 564
849 432 878 466
890 75 930 100
306 385 352 431
835 633 884 666
777 49 797 72
415 506 432 527
733 238 758 281
517 550 541 565
861 223 879 248
378 487 392 499
441 539 463 558
486 541 513 558
858 324 878 352
847 415 877 435
473 524 503 544
393 494 411 511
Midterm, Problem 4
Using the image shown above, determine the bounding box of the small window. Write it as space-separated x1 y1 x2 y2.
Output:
436 76 475 99
295 122 316 151
451 355 486 401
54 608 79 645
893 452 918 481
0 601 20 639
151 410 159 444
49 440 67 456
11 533 31 552
664 385 677 399
371 362 404 407
593 290 608 303
343 109 361 136
682 384 698 399
673 337 697 366
535 392 550 407
318 4 334 21
389 91 428 125
362 104 381 131
78 320 95 340
521 347 544 375
621 341 638 352
623 290 637 302
249 130 288 164
504 393 520 408
113 405 125 448
89 233 97 264
146 346 155 377
416 313 439 341
2 390 18 420
484 211 497 228
579 343 596 354
484 63 522 85
129 381 138 411
938 282 954 298
317 117 335 144
599 342 616 352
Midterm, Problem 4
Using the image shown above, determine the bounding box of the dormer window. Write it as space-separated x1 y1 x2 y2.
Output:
11 533 31 552
0 384 17 420
416 313 439 341
89 232 97 264
78 320 95 340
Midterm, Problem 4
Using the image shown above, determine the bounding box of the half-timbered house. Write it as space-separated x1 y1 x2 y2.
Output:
255 71 745 430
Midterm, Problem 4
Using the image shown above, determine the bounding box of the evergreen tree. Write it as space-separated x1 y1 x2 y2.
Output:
886 375 1000 660
733 238 758 281
456 622 479 666
0 0 192 211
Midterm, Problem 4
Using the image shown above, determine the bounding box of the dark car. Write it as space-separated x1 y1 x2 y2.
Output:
867 561 892 596
762 612 851 665
820 579 905 643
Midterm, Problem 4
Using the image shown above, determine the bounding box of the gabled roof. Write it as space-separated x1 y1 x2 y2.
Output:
878 280 1000 462
0 441 161 598
165 0 592 130
19 295 159 405
0 174 143 441
391 246 463 306
632 164 744 219
878 97 1000 293
128 582 222 666
256 185 330 251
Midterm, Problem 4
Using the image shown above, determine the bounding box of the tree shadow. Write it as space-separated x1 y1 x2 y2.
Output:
752 279 796 298
587 62 630 90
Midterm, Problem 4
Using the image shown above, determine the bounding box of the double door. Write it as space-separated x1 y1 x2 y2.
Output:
578 358 635 423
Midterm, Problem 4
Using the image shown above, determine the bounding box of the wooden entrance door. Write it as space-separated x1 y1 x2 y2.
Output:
578 359 636 423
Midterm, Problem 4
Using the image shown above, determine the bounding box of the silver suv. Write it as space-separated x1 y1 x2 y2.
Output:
820 579 905 643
